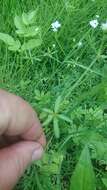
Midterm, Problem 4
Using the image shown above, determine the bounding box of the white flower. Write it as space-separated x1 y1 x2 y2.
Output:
96 15 99 18
52 44 56 48
89 19 99 28
35 27 39 32
101 22 107 31
73 38 76 42
78 41 83 47
51 20 61 32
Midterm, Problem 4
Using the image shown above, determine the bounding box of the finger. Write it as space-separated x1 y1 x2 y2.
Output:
21 124 46 147
0 136 7 148
0 135 21 148
0 89 45 145
0 141 43 190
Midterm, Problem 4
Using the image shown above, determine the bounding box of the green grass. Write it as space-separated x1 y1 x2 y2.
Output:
1 0 107 189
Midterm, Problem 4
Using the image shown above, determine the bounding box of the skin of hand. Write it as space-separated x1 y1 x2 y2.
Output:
0 89 46 190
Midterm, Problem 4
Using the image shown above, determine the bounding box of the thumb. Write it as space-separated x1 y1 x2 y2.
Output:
0 141 43 190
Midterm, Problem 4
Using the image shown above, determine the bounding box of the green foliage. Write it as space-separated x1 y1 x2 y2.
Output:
90 141 107 163
22 10 36 25
102 178 107 188
37 151 63 175
1 1 107 190
21 39 42 51
42 96 72 139
0 33 21 51
16 26 40 37
14 15 25 30
53 117 60 139
0 10 41 52
70 146 96 190
0 33 15 45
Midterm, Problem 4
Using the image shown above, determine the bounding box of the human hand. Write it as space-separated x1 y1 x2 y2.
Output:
0 89 46 190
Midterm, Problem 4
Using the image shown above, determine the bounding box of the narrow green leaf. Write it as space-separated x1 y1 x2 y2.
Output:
39 112 47 120
58 114 72 123
70 146 96 190
43 108 53 114
43 115 53 126
53 117 60 139
14 15 25 30
21 39 42 51
0 33 15 46
54 96 62 113
102 178 107 188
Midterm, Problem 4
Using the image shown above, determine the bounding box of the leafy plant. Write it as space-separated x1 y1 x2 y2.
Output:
36 151 63 175
102 178 107 188
66 105 107 190
0 10 42 52
42 96 72 139
1 1 107 190
70 146 96 190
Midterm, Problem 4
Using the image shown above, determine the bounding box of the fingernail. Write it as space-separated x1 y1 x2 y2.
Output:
32 147 43 161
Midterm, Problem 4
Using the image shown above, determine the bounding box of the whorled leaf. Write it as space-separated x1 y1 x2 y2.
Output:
53 117 60 139
43 115 53 126
58 114 72 123
54 96 62 113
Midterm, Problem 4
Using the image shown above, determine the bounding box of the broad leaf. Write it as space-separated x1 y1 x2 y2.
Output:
53 117 60 139
14 15 25 30
16 26 39 37
8 40 21 51
22 12 30 25
0 33 15 46
0 33 21 51
70 146 96 190
21 39 42 51
102 178 107 188
28 10 36 22
22 10 36 25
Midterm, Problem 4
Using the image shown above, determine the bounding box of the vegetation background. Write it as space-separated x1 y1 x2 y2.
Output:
1 0 107 189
